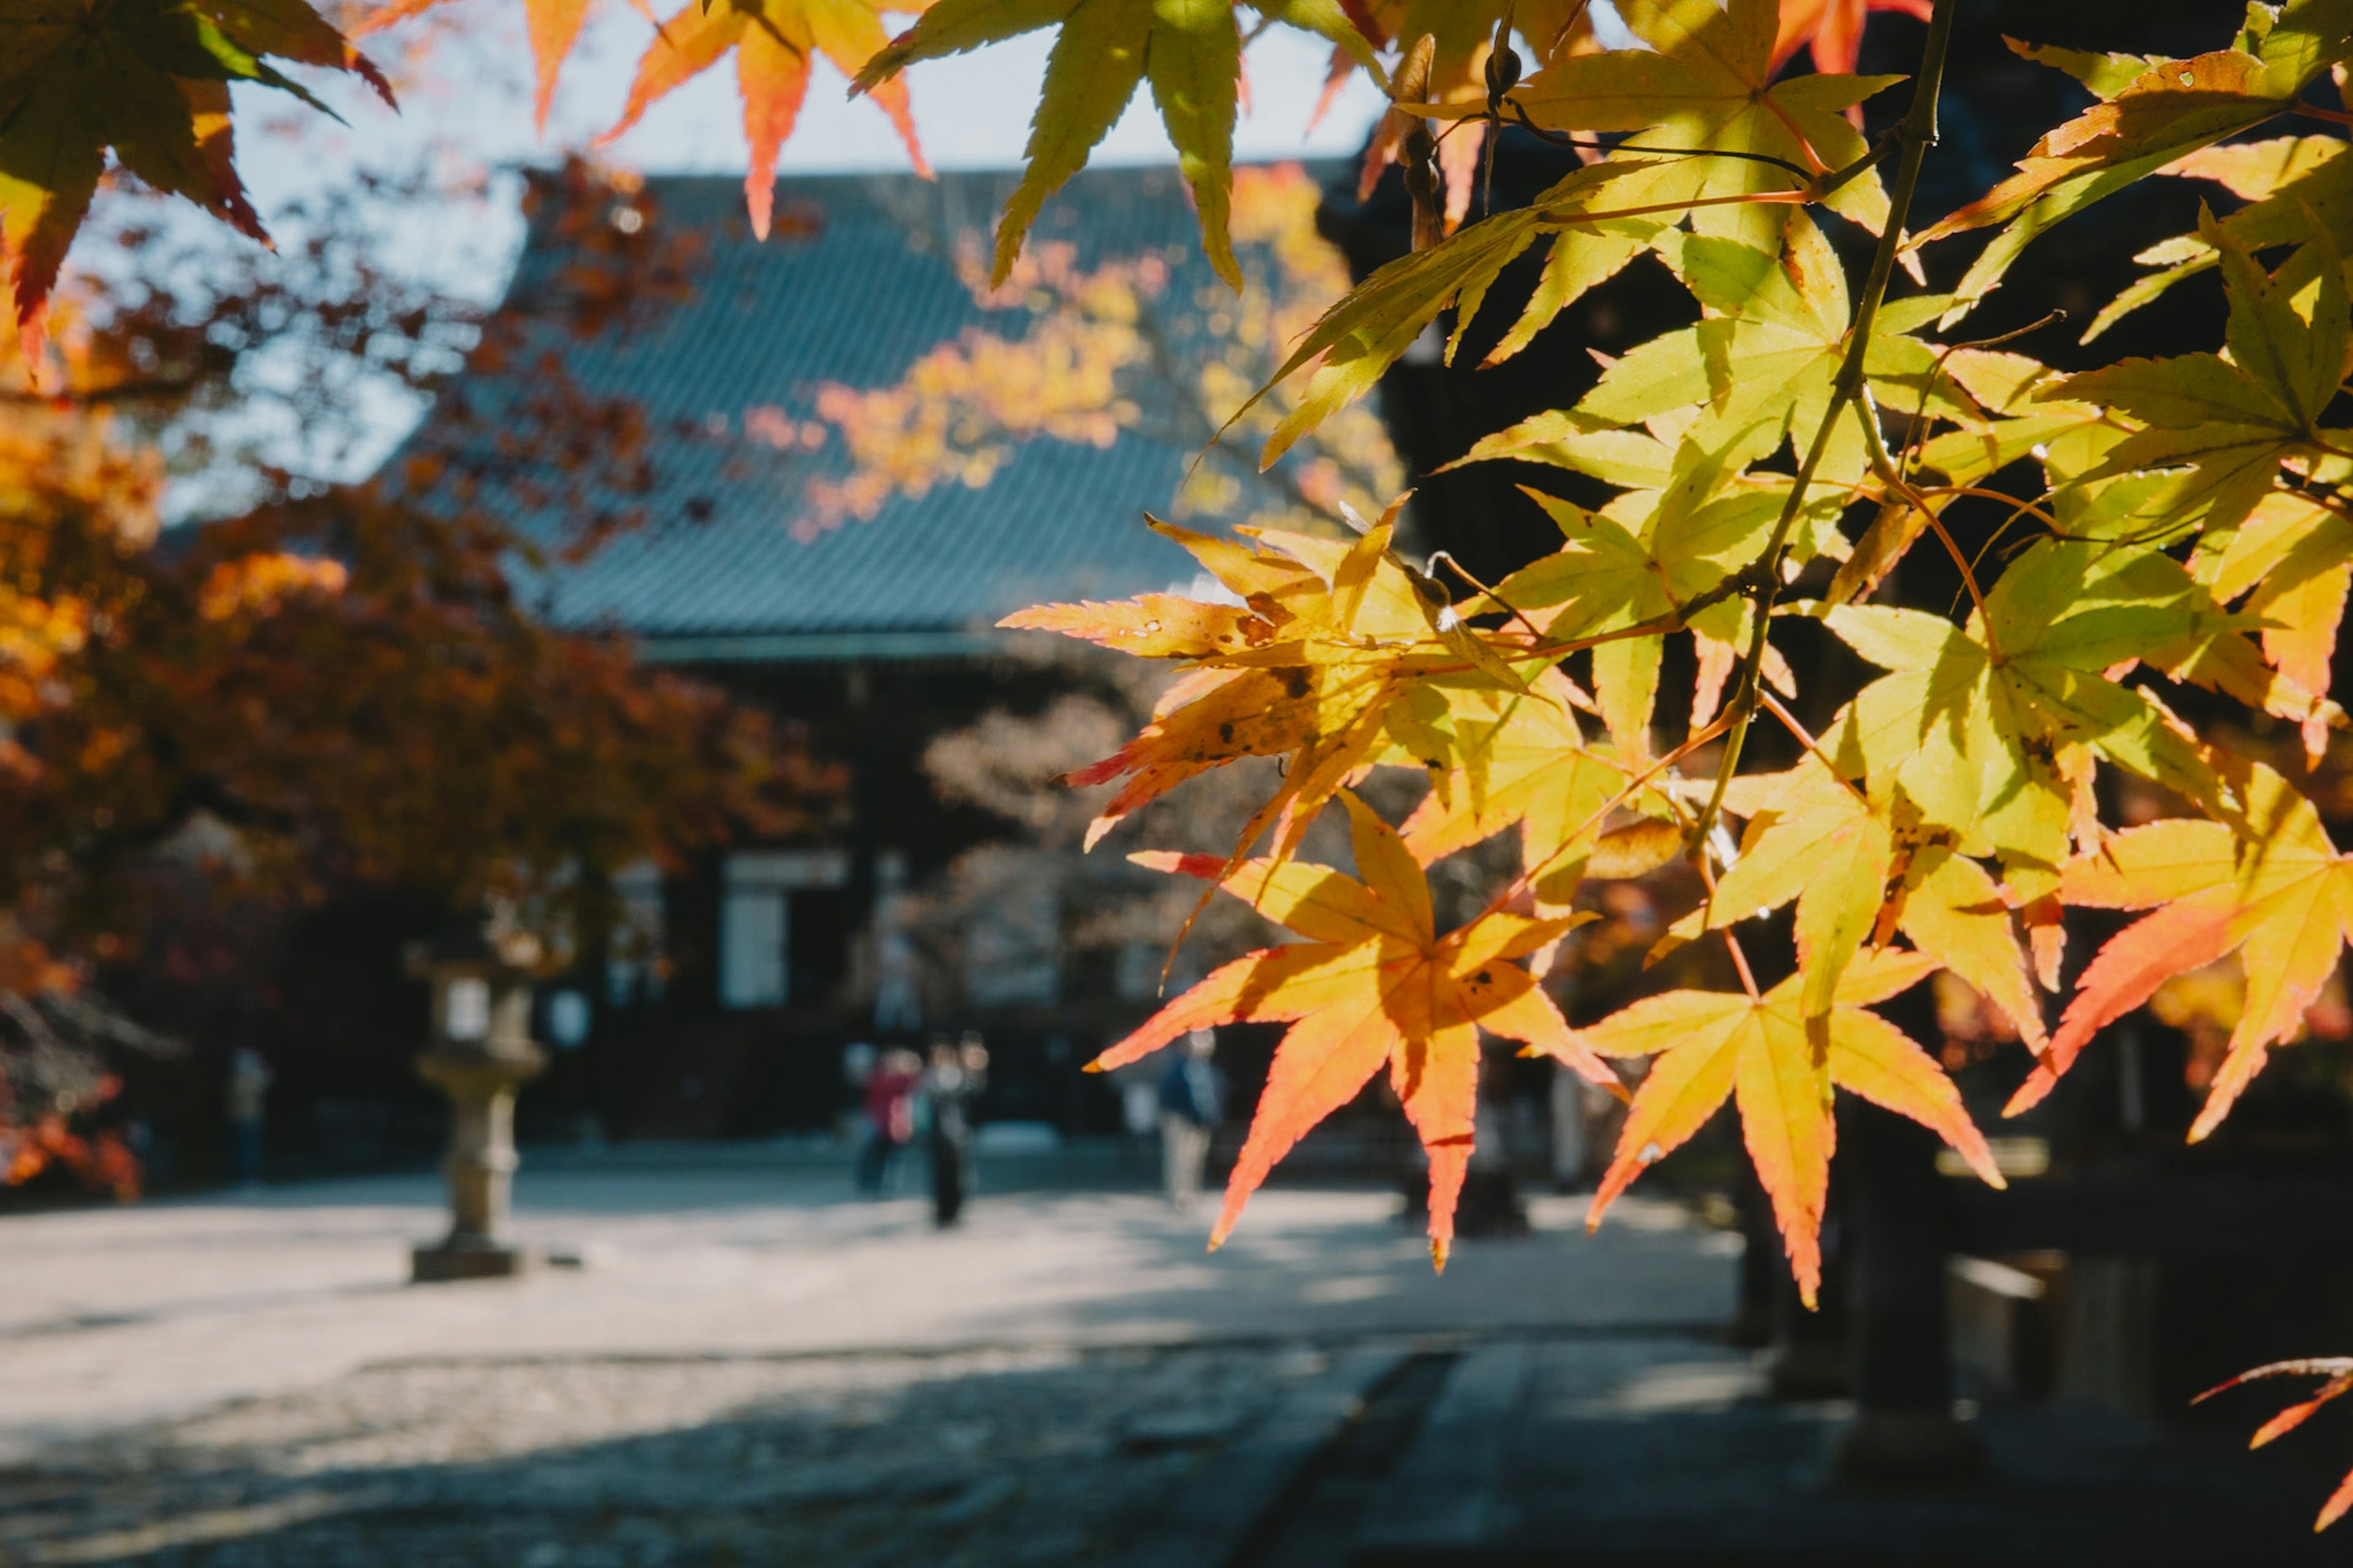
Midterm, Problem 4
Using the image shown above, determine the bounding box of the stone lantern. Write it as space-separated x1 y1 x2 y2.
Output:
406 920 548 1282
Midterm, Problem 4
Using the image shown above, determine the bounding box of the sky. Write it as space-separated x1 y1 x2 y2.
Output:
183 1 1393 497
235 6 1394 308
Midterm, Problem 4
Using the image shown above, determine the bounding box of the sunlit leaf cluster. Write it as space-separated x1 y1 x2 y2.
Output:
993 0 2353 1368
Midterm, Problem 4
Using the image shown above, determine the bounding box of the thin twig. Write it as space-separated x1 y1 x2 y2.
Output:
1686 0 1961 857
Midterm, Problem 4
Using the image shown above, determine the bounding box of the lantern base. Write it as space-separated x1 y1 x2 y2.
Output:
411 1238 532 1283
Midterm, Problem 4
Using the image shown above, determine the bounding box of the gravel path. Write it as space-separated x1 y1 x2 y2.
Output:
0 1154 1737 1564
7 1344 1360 1566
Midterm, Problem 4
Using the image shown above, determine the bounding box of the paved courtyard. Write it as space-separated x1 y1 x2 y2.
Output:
0 1152 1735 1566
7 1154 2338 1566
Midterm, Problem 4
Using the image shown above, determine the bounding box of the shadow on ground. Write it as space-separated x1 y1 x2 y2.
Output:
8 1331 2351 1568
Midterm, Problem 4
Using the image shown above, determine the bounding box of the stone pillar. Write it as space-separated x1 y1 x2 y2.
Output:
1833 1099 1985 1483
409 936 547 1283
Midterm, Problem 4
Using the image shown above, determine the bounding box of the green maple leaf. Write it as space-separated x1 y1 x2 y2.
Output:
0 0 391 354
851 0 1375 289
1659 754 2048 1048
1824 539 2231 897
1242 159 1665 465
1916 0 2353 317
1909 348 2106 491
1507 0 1900 250
1237 0 1911 468
1574 213 1958 487
2089 133 2353 341
2051 213 2352 541
1497 421 1798 635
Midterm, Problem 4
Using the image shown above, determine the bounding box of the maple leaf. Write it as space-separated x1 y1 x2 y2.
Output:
1584 947 2002 1307
598 0 931 241
356 0 584 128
1 0 393 357
1564 213 1956 483
1492 423 1830 752
2049 214 2353 540
2198 489 2353 757
2196 1358 2353 1531
1657 755 2047 1050
2008 763 2353 1140
1824 540 2232 899
1915 2 2353 316
998 593 1274 658
1006 511 1515 860
1387 670 1674 949
1243 158 1665 464
1770 0 1929 77
1504 0 1901 250
1088 793 1621 1263
1395 673 1627 878
2088 134 2353 341
358 0 931 236
852 0 1376 288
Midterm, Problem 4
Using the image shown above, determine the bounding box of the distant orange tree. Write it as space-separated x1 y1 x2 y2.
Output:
0 165 836 1191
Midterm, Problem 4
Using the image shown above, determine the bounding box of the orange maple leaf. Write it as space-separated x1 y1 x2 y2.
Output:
357 0 930 237
2196 1358 2353 1531
1770 0 1930 76
2007 762 2353 1138
1088 793 1621 1267
355 0 584 130
599 0 931 240
1008 512 1509 861
1583 947 2002 1307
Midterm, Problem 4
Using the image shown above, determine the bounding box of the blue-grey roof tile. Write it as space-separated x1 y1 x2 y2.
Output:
419 166 1333 654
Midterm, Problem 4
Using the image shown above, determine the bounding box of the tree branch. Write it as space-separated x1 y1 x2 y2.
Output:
1685 0 1961 856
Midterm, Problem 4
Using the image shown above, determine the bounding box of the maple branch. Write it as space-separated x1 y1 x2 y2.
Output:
1808 128 1901 203
1686 0 1960 858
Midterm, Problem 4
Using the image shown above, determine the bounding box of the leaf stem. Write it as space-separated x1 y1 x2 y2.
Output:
1685 0 1960 856
1857 403 1995 636
1695 852 1764 999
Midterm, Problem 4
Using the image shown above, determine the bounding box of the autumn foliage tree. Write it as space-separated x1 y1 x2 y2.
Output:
14 0 2353 1526
0 162 827 1189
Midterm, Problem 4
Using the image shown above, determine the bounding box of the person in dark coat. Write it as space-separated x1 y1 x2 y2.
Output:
1158 1029 1226 1210
925 1032 988 1226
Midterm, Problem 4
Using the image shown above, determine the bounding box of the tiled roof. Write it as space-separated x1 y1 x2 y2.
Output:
431 167 1317 662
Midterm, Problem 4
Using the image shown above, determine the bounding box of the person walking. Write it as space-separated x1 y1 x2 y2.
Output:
924 1032 988 1227
856 1046 922 1195
225 1045 272 1188
1158 1029 1226 1210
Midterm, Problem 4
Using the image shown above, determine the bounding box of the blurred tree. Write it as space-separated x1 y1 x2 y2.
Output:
0 162 839 1192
